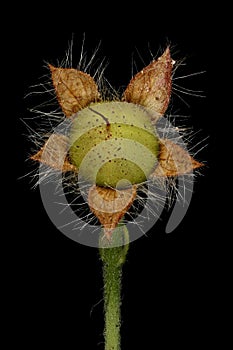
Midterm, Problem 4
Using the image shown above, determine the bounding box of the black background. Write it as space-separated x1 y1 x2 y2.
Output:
11 3 219 349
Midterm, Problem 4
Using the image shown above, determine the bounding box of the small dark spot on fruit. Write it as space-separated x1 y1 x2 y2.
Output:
118 125 121 127
117 147 121 151
109 160 112 162
76 145 79 148
96 118 99 122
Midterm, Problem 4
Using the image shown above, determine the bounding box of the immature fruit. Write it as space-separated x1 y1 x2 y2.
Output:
69 101 159 188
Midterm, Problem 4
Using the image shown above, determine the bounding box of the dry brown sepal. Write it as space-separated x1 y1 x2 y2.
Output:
31 134 77 172
123 47 173 123
49 65 100 117
88 185 138 239
152 139 203 177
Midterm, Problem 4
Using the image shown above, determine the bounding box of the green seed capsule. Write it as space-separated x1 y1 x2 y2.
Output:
69 101 159 188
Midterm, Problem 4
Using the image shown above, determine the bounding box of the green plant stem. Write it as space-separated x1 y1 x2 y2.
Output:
99 225 129 350
103 252 122 350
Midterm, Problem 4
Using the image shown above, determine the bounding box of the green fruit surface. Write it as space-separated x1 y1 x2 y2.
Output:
69 101 159 188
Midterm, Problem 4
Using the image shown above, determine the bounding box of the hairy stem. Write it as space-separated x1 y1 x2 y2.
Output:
103 252 122 350
99 225 129 350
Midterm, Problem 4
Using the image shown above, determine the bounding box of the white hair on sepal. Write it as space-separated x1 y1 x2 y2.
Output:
57 34 108 96
24 63 63 123
121 179 168 236
60 174 101 227
170 52 206 111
